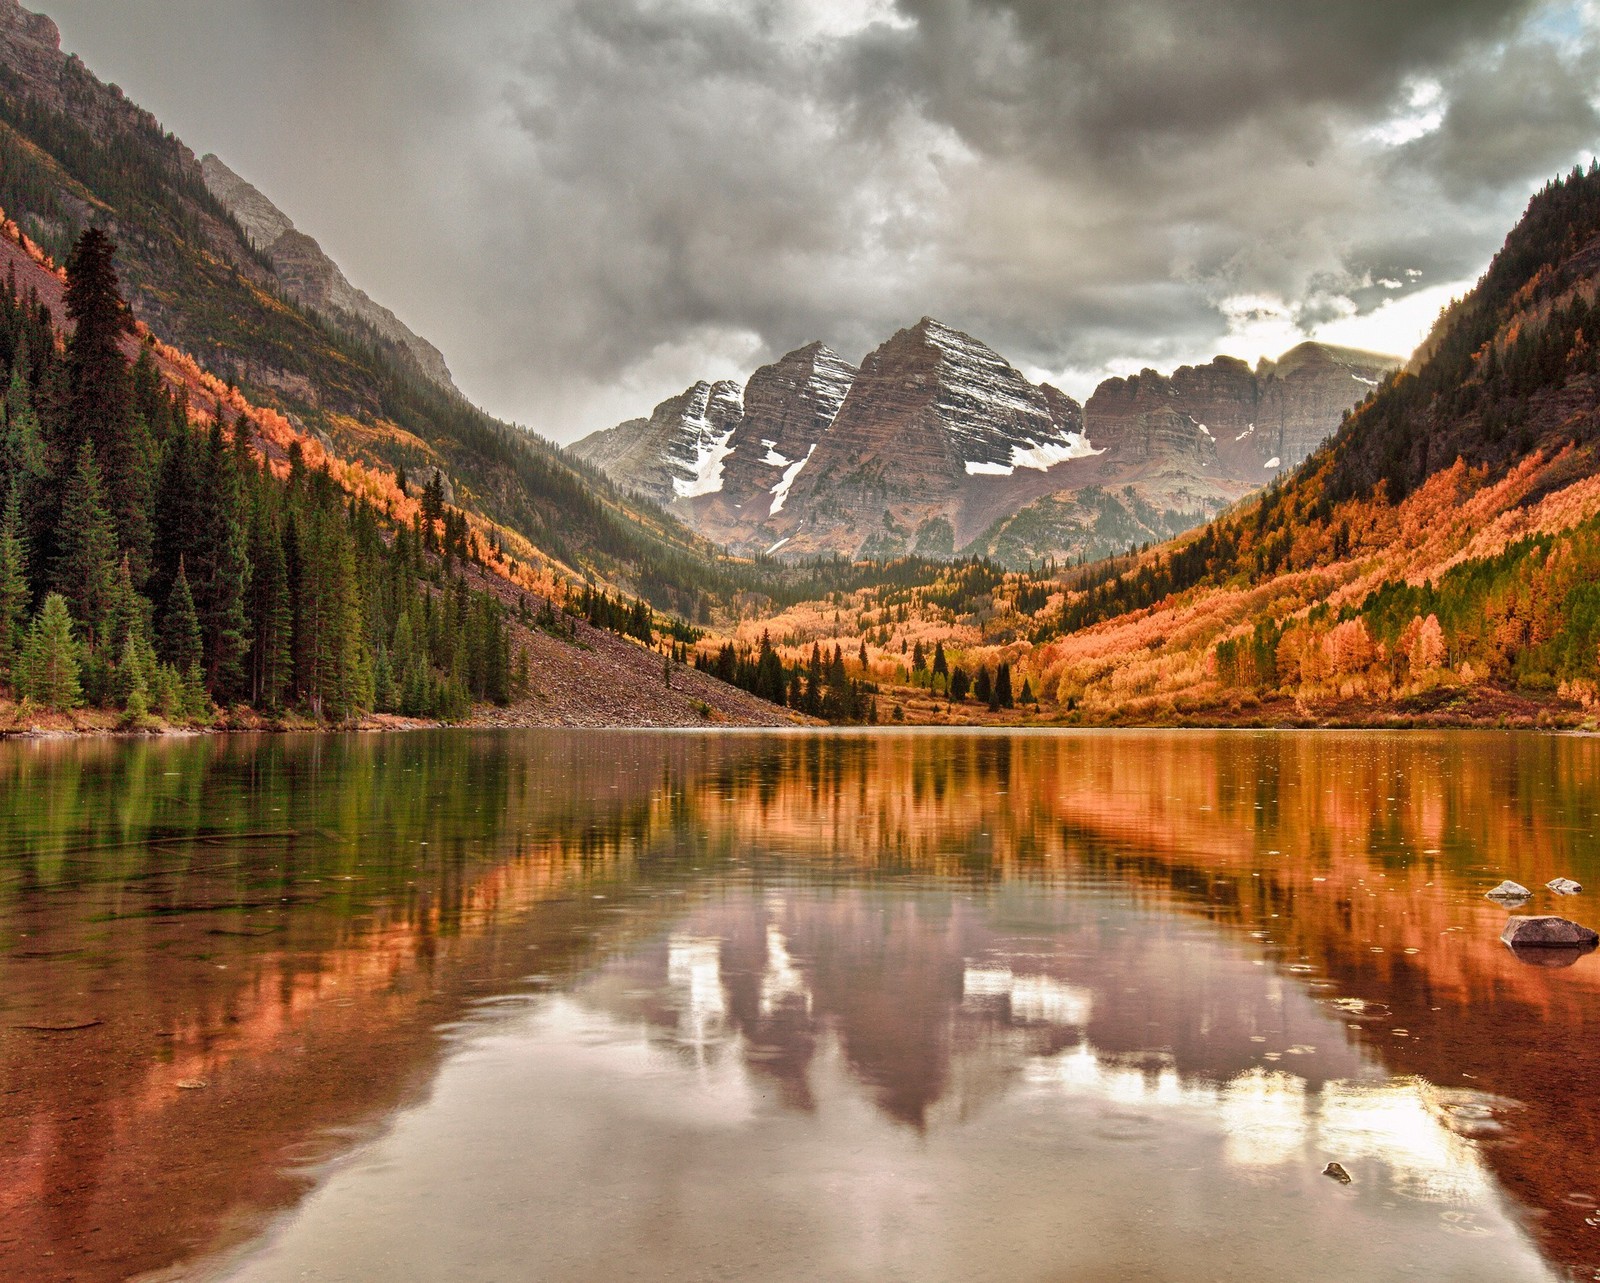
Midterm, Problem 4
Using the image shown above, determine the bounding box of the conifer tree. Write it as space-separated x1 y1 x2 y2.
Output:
372 643 397 713
0 367 45 508
63 229 151 577
247 506 291 710
160 558 202 676
192 414 252 696
949 666 969 701
0 488 28 684
105 555 157 706
20 592 81 710
51 442 119 649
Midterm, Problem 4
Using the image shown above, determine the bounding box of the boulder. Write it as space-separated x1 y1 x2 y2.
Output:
1323 1162 1352 1184
1547 877 1583 895
1500 916 1599 948
1485 880 1532 902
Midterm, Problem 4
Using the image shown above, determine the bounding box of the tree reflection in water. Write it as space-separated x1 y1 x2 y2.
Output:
1 730 1594 1281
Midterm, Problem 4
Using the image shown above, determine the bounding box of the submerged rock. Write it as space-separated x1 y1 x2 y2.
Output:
1323 1162 1352 1185
1507 943 1595 969
1547 877 1583 895
1500 916 1600 948
1486 880 1532 902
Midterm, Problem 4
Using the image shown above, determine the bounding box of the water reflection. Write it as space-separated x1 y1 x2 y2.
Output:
1 730 1596 1280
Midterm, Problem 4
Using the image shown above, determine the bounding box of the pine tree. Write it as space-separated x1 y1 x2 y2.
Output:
191 414 251 697
20 592 81 710
372 642 397 712
949 666 969 701
0 366 46 507
63 229 151 577
0 488 28 685
51 442 119 649
247 506 291 710
106 555 157 707
159 558 202 675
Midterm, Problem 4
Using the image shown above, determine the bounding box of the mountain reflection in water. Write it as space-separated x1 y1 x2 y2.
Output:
1 730 1596 1282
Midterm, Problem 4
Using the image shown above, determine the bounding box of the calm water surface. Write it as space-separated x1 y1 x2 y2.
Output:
3 730 1599 1282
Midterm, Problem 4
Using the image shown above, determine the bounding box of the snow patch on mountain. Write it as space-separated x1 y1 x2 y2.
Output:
670 380 745 498
965 431 1101 477
769 444 816 515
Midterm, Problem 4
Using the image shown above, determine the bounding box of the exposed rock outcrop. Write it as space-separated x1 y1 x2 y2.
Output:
571 379 744 506
200 155 459 395
676 343 858 549
1086 343 1398 480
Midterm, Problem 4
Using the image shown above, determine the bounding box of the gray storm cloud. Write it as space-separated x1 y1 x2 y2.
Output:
40 0 1600 439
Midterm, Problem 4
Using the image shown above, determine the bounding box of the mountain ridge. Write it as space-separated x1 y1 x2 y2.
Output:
704 163 1600 730
199 153 459 395
576 321 1398 568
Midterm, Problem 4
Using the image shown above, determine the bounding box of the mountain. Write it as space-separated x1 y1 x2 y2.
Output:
0 0 829 729
574 319 1096 561
0 0 762 620
199 154 458 394
575 318 1396 568
716 164 1600 729
571 378 746 507
967 341 1401 566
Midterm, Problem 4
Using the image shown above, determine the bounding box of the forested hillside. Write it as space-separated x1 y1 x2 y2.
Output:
0 0 784 617
703 165 1600 728
0 227 525 724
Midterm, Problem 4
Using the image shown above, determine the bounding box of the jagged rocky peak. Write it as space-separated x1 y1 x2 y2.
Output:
199 154 459 396
834 318 1093 479
201 154 293 250
740 342 856 458
570 377 745 506
0 0 201 173
662 379 745 499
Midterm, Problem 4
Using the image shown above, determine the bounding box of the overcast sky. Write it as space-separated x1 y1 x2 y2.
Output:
43 0 1600 442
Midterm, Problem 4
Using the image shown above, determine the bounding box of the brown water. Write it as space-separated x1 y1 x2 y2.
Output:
2 730 1598 1282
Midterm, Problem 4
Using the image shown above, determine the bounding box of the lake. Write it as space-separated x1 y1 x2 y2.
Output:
3 729 1598 1282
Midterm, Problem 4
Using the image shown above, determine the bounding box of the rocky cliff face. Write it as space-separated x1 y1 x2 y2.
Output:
673 343 858 547
0 1 462 402
571 379 745 506
573 325 1398 567
200 155 459 395
764 318 1095 558
1086 343 1397 481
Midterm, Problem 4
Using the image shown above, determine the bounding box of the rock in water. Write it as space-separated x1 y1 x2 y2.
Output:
1486 880 1532 902
1547 877 1583 895
1323 1162 1352 1184
1500 917 1600 948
